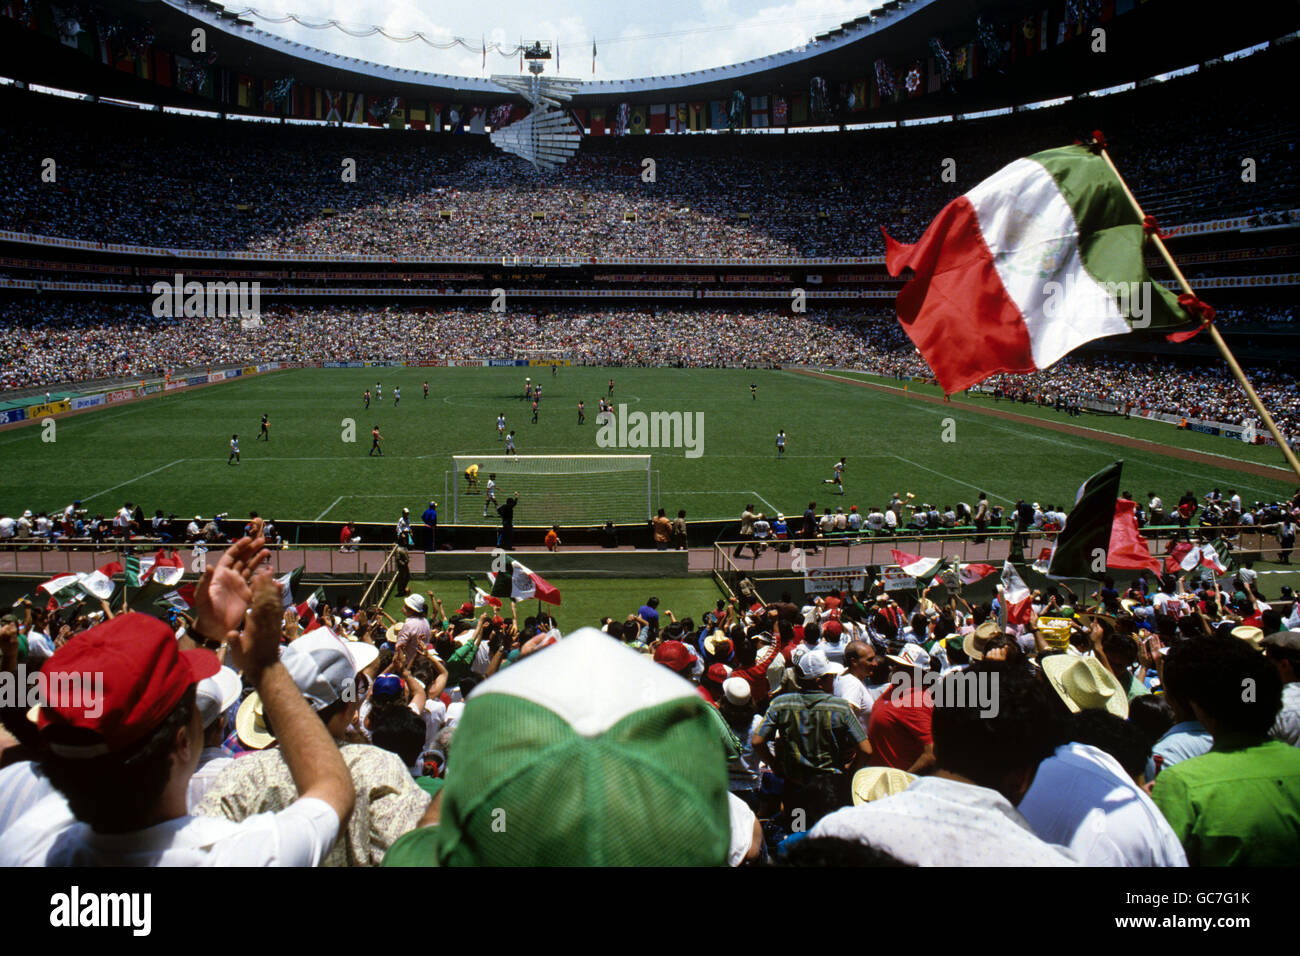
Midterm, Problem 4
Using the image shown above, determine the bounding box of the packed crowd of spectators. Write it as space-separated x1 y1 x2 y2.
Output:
1 296 1295 441
983 356 1300 439
1 52 1294 260
2 530 1298 866
0 300 909 388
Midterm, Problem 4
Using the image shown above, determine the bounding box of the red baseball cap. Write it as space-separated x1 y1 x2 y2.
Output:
653 640 693 673
38 612 220 757
823 620 843 639
705 663 730 685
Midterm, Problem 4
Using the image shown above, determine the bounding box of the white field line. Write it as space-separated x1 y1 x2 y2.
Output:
671 490 780 514
60 459 188 510
888 455 1017 505
315 496 346 521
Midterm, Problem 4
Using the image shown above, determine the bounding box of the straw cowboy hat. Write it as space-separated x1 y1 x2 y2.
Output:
963 620 1001 662
851 767 916 806
1041 654 1129 718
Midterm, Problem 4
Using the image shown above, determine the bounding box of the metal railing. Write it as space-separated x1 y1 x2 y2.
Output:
357 545 402 611
710 524 1293 577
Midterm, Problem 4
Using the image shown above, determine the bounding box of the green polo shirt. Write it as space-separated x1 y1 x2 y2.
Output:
382 825 439 867
1151 734 1300 866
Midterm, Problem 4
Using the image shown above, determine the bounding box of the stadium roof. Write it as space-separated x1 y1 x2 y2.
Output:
6 0 1300 119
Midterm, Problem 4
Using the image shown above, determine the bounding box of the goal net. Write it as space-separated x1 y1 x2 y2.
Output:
449 455 656 525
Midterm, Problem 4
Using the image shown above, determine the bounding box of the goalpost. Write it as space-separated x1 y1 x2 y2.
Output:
450 455 656 525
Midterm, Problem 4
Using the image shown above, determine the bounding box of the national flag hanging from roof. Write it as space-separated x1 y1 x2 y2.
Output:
488 557 561 605
883 142 1195 395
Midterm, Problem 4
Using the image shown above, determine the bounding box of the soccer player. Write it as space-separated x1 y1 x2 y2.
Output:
525 377 532 400
775 429 786 459
751 383 758 400
394 386 401 406
258 413 269 441
423 381 429 399
577 400 585 425
228 434 240 465
823 457 846 494
551 363 557 377
608 378 615 397
483 473 498 519
505 431 517 457
496 413 506 440
375 381 382 402
531 399 539 424
369 425 384 457
465 463 480 492
363 389 370 409
534 384 541 402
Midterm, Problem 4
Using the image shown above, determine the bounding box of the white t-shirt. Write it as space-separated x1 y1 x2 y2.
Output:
833 672 875 734
443 700 466 730
726 792 757 867
811 776 1077 866
422 698 448 752
25 631 55 668
1017 742 1188 867
1152 593 1186 617
0 760 58 835
0 793 338 866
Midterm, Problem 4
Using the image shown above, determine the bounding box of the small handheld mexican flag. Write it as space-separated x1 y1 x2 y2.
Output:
488 557 561 606
883 141 1196 394
124 554 142 588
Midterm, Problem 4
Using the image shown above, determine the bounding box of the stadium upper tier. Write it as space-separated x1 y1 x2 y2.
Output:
1 59 1296 261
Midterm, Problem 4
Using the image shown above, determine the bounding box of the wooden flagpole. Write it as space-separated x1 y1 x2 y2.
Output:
1097 144 1300 481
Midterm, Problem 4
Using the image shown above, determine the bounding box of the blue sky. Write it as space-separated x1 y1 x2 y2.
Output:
226 0 871 79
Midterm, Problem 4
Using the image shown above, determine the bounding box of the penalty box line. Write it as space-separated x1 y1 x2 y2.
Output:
315 494 415 521
51 458 188 513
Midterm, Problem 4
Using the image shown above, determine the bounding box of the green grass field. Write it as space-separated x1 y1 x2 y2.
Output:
2 366 1294 525
382 576 726 633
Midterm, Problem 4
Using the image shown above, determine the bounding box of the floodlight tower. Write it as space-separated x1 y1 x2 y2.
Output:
490 42 582 170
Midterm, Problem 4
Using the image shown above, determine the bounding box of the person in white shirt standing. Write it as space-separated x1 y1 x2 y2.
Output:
0 540 355 866
833 641 880 735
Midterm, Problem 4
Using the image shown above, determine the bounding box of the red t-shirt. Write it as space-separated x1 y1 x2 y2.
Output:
867 686 933 770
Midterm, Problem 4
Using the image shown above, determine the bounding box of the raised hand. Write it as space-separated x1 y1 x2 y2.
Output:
194 536 271 639
231 571 284 679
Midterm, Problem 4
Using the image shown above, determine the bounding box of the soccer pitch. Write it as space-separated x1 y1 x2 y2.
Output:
2 366 1294 524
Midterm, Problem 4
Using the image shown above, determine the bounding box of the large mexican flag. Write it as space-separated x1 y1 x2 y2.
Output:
884 144 1193 394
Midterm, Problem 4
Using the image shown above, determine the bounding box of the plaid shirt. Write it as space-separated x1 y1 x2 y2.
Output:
756 691 865 783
